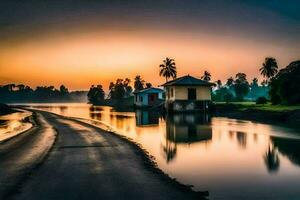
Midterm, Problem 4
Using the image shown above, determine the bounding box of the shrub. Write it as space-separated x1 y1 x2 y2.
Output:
256 97 268 104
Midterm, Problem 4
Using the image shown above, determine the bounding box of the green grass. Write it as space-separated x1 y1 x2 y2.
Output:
216 102 300 112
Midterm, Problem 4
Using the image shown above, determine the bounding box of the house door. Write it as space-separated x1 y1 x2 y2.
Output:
188 88 196 100
148 93 158 105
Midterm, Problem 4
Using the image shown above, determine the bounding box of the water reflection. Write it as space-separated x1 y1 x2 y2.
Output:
165 113 212 144
236 131 247 149
89 106 103 120
26 103 300 200
271 137 300 166
135 110 159 126
162 113 212 162
264 144 280 173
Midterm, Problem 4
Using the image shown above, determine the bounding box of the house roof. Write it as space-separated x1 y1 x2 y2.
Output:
133 87 164 94
162 75 215 87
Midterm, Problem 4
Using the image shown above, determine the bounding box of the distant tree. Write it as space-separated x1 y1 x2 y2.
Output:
146 83 152 88
0 84 85 103
260 57 278 81
17 84 25 91
59 85 69 96
251 78 259 88
249 78 259 99
269 60 300 104
87 85 105 105
201 71 211 81
216 80 222 89
123 78 132 97
233 73 250 101
226 77 234 88
159 57 177 82
109 78 134 102
134 75 144 91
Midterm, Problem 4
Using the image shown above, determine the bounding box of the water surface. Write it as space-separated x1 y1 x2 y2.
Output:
26 103 300 200
0 110 32 142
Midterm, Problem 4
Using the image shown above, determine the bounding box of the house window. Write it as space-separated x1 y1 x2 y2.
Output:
167 88 170 99
171 88 174 97
188 88 196 100
140 96 143 102
135 95 138 102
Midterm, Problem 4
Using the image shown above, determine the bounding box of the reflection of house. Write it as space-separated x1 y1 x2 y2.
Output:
135 110 159 126
133 88 164 107
166 114 212 144
162 75 214 112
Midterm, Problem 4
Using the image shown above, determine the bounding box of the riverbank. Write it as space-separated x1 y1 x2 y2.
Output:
0 103 16 115
213 102 300 128
2 109 208 199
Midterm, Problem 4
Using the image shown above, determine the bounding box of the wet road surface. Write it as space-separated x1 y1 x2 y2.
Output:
0 110 203 200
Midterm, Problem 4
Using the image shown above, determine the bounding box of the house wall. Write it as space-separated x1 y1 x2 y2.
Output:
134 93 148 106
166 86 211 101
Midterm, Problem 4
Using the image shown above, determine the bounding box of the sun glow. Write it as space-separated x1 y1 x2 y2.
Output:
0 29 298 90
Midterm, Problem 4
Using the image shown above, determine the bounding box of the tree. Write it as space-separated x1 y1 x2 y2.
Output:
260 57 278 81
134 75 144 91
201 71 211 81
226 77 234 88
146 83 152 88
59 85 69 96
233 73 249 101
216 80 222 89
123 78 132 97
269 60 300 104
87 85 105 105
249 78 259 99
159 57 177 82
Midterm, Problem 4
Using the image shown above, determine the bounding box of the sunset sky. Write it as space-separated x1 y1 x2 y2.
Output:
0 0 299 90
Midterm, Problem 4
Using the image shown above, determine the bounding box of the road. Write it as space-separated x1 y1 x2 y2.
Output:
0 110 206 200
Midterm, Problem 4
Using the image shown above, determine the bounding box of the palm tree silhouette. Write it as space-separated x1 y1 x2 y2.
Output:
201 71 211 81
260 57 278 80
159 57 177 82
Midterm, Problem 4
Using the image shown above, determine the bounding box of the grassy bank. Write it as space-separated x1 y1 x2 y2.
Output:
216 102 300 112
213 102 300 128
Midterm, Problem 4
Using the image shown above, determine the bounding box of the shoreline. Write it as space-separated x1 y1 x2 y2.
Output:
213 103 300 129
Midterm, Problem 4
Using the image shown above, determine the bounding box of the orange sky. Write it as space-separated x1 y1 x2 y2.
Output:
0 1 299 91
1 28 298 91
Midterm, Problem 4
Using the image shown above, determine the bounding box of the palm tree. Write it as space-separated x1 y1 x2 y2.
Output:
260 57 278 80
201 71 211 81
216 80 222 89
226 77 234 88
134 75 144 91
159 57 177 82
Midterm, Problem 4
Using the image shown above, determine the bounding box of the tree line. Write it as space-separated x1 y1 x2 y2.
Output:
88 56 300 105
87 75 153 105
0 84 87 103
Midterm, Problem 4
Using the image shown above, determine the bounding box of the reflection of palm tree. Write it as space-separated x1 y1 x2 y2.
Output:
161 140 177 163
159 57 177 82
236 131 247 148
264 144 280 173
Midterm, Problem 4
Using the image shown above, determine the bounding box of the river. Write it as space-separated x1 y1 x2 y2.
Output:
25 103 300 200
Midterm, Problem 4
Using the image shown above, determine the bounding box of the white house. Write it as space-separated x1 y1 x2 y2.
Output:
162 75 215 112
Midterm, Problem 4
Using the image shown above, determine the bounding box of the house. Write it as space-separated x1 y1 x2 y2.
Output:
162 75 215 112
133 87 164 107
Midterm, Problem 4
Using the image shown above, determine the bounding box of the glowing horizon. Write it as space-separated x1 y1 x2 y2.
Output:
0 1 299 91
